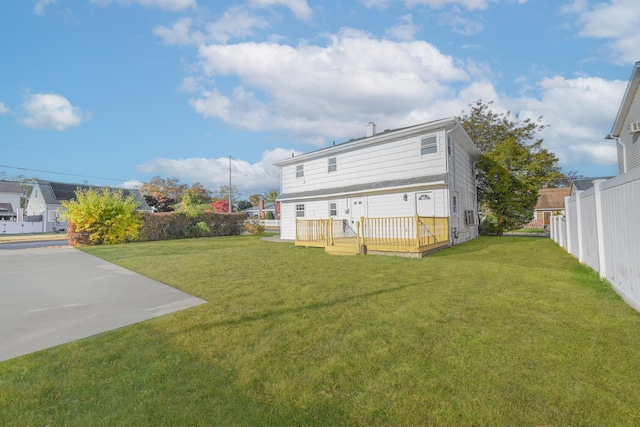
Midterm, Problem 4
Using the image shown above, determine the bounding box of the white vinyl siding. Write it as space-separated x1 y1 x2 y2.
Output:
280 133 447 194
328 157 337 172
621 83 640 171
421 135 438 155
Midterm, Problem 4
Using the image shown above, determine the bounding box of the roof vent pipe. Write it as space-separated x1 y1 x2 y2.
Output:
366 122 376 137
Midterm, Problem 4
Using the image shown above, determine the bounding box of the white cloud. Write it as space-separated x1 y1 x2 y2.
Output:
206 8 270 43
90 0 196 11
439 7 485 35
120 180 143 189
566 0 640 64
249 0 313 20
34 0 56 15
136 148 303 192
386 14 419 41
511 76 627 171
190 29 469 144
360 0 493 9
154 17 196 45
19 93 89 131
0 102 9 115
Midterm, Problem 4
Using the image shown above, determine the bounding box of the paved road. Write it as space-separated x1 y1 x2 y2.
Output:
0 240 68 250
0 246 205 362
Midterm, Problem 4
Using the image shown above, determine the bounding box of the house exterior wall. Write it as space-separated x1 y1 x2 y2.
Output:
0 191 21 217
619 82 640 172
277 120 479 244
25 183 67 232
279 130 448 194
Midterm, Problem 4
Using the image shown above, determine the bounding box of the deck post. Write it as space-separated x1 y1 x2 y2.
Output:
328 217 333 247
414 214 420 250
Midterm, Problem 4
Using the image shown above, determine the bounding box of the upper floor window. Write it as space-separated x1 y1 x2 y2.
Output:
421 136 437 155
328 157 337 173
296 164 304 178
447 136 453 155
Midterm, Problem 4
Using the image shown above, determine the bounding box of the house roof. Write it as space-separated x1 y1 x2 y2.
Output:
611 61 640 138
572 177 613 192
35 180 149 209
274 118 480 167
240 202 278 213
279 174 447 201
0 180 22 194
0 202 15 214
534 187 571 210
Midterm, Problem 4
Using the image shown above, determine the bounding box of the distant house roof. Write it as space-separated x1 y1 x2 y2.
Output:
0 202 15 215
240 202 277 214
35 180 149 210
534 187 572 210
0 180 22 194
572 177 613 192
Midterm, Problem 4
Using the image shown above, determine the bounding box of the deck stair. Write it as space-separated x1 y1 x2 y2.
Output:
324 238 360 255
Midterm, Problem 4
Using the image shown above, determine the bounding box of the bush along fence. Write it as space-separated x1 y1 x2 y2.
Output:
550 168 640 312
68 212 247 245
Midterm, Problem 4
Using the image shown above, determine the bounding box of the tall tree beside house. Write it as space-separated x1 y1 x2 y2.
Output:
458 100 564 235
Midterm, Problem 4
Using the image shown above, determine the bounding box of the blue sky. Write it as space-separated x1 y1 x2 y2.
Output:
0 0 637 198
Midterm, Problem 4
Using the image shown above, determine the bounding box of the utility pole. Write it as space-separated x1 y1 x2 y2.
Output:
228 155 232 213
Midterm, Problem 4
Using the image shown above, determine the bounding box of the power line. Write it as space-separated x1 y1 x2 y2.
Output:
0 164 132 183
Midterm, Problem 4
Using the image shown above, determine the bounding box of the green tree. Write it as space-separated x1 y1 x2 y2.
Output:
140 176 188 202
236 200 252 211
249 193 262 206
61 187 142 245
458 100 564 235
263 189 279 203
177 187 209 217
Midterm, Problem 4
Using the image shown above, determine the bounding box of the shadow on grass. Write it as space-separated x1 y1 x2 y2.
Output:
194 283 419 330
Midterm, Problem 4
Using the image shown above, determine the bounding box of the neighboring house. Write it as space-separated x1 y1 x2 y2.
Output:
0 180 22 221
241 200 280 219
609 60 640 174
526 187 571 230
25 180 148 232
571 177 613 195
274 118 480 253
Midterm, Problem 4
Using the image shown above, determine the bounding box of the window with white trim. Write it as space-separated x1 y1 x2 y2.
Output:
452 195 458 215
465 210 477 226
421 135 437 155
295 204 305 217
328 157 337 172
329 202 337 217
296 164 304 178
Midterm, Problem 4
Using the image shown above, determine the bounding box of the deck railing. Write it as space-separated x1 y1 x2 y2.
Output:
296 216 449 255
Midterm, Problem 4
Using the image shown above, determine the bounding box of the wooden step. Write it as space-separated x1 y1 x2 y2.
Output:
324 242 359 255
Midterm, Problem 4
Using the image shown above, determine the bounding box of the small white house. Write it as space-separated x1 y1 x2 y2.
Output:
274 118 480 251
0 180 22 221
610 60 640 174
25 180 148 233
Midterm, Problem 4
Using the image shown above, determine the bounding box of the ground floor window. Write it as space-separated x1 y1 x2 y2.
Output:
296 204 305 217
329 202 337 216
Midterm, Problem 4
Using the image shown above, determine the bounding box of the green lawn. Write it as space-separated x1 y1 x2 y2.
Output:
2 236 640 426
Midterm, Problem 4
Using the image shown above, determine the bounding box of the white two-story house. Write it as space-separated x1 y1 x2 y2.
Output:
610 61 640 173
274 118 480 254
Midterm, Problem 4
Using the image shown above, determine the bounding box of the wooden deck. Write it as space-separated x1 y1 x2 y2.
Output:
295 216 450 257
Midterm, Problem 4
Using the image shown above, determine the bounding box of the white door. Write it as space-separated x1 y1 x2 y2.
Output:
350 198 366 226
416 192 435 216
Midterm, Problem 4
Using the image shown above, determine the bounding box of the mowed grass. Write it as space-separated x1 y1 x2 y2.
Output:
2 236 640 426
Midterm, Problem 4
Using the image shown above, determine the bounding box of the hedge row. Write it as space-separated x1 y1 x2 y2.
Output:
138 212 247 242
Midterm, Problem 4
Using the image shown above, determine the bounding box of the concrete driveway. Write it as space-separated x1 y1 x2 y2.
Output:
0 246 205 362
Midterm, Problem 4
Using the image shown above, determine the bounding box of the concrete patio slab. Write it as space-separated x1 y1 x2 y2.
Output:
0 246 206 362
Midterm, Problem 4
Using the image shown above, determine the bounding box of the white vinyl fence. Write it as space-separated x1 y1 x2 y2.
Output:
551 167 640 312
1 220 46 235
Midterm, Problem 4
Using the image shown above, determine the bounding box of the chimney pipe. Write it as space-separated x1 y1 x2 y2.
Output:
366 122 376 137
